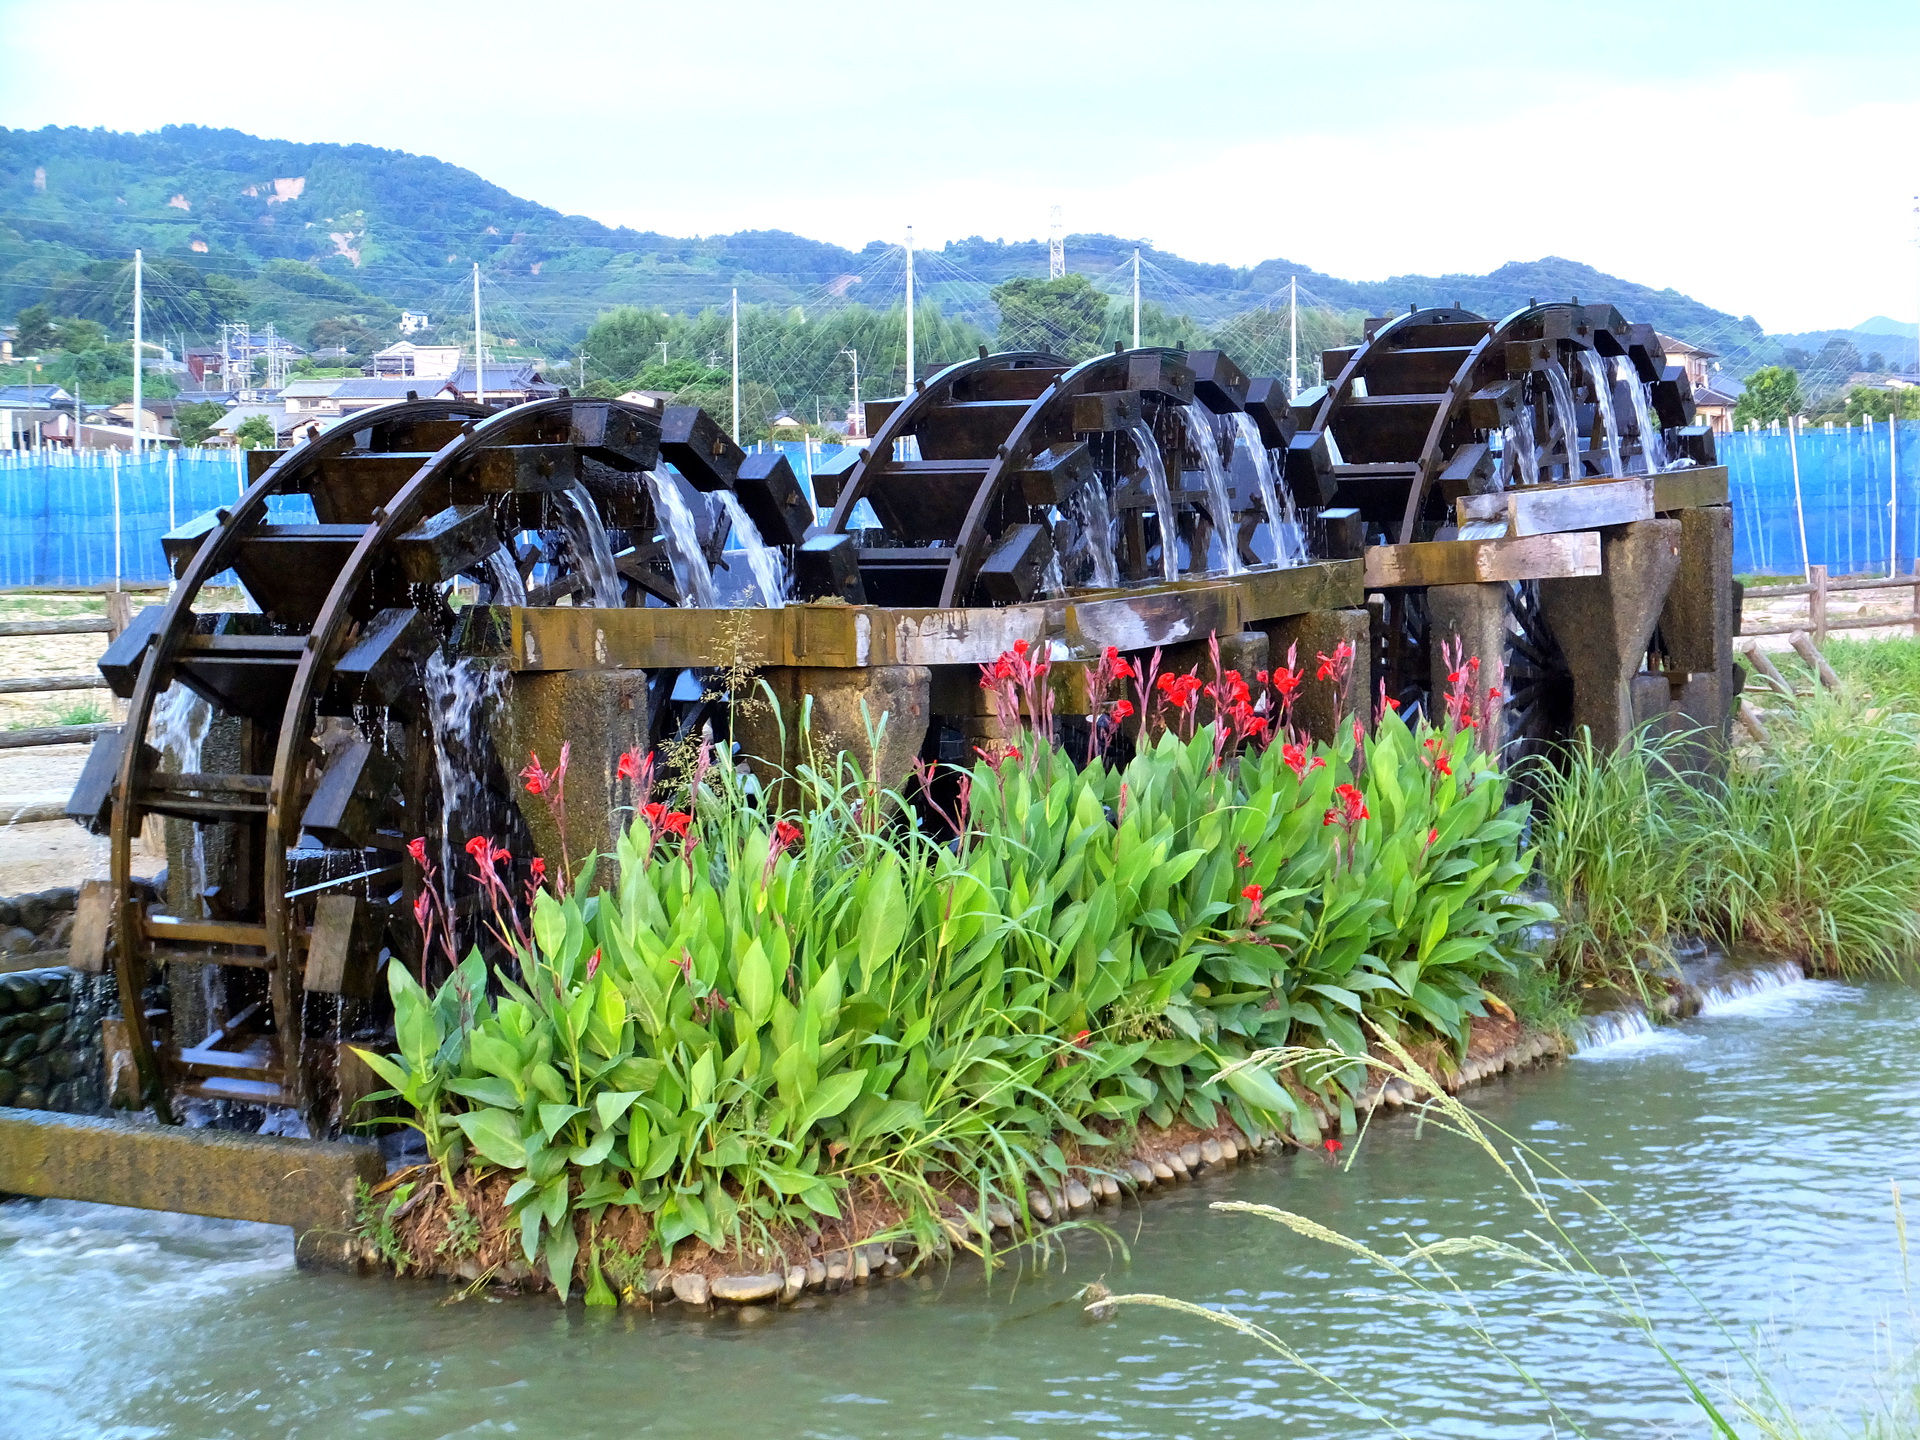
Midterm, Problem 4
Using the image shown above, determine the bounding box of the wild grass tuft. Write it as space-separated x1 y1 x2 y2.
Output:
1536 689 1920 980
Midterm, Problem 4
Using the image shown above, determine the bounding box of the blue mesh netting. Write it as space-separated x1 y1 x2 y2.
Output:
32 433 1913 587
1724 425 1920 578
0 443 861 588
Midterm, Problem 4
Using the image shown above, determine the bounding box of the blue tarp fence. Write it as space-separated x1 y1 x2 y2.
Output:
1722 425 1920 578
17 430 1905 588
0 440 860 588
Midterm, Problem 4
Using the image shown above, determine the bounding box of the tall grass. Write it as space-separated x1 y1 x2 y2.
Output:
1536 691 1920 980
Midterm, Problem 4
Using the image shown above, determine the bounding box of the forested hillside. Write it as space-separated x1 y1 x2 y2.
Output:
2 124 1772 370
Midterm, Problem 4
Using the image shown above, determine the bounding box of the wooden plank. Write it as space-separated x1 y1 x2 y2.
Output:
143 913 270 949
886 604 1055 667
1364 532 1602 588
1653 465 1728 512
1066 584 1239 654
1506 477 1653 537
1233 559 1364 621
0 801 70 826
68 879 111 975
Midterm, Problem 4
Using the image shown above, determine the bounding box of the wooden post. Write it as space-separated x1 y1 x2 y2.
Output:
104 588 132 641
1809 563 1828 646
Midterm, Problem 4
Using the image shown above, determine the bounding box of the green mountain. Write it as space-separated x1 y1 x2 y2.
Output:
0 123 1774 373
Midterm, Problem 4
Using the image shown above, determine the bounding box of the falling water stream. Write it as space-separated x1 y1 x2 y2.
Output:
1127 420 1179 582
1511 404 1541 486
1181 403 1243 576
1578 350 1625 479
7 970 1915 1438
484 548 527 607
1232 411 1306 565
1616 355 1668 474
1542 360 1582 480
713 492 789 607
1073 480 1120 589
644 470 717 608
558 487 623 608
423 653 506 933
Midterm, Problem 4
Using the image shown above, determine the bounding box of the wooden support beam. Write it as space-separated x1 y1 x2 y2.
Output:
1364 532 1602 589
1506 477 1653 537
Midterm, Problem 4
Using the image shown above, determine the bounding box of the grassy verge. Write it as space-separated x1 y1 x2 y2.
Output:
1536 689 1920 984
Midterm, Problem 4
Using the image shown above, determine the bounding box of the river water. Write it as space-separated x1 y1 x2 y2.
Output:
3 979 1916 1439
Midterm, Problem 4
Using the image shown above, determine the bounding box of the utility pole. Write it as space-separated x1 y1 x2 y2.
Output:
131 249 143 455
904 228 915 390
657 341 669 367
576 349 588 393
841 348 861 436
1048 206 1064 280
472 262 485 406
730 287 740 443
1287 276 1301 399
1132 248 1140 349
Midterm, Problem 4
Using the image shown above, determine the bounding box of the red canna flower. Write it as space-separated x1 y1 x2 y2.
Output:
1072 1029 1092 1048
1236 844 1252 868
520 754 549 796
1112 698 1135 720
616 749 643 782
406 836 428 867
1280 742 1325 780
1241 882 1265 924
530 856 547 883
1323 1138 1343 1154
1005 745 1023 762
774 819 802 848
659 810 692 837
464 834 493 861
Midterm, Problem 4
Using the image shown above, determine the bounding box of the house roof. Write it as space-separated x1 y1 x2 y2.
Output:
1656 332 1717 360
211 404 288 433
443 364 551 394
281 379 346 398
0 384 75 407
330 378 432 400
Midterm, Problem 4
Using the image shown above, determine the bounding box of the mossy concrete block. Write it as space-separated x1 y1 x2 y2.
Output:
1427 582 1510 738
735 665 931 797
1254 607 1369 743
491 668 650 891
0 1106 384 1268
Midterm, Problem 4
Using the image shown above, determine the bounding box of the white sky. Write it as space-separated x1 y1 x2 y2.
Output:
3 0 1917 333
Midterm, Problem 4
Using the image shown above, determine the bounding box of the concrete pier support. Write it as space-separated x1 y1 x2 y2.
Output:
1538 519 1683 750
1254 608 1369 742
493 669 650 888
734 666 932 798
1655 503 1736 750
1426 583 1509 737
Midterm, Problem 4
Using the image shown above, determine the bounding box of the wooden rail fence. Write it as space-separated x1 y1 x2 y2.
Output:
0 590 140 824
1741 563 1920 644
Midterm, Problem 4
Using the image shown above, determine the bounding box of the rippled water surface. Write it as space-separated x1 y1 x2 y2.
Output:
4 979 1916 1439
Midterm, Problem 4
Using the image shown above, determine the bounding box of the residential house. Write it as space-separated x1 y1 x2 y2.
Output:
440 362 559 406
280 378 347 420
615 390 669 413
1656 333 1741 434
370 342 461 380
185 349 225 387
0 385 77 448
329 377 438 415
206 404 293 447
399 311 431 335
